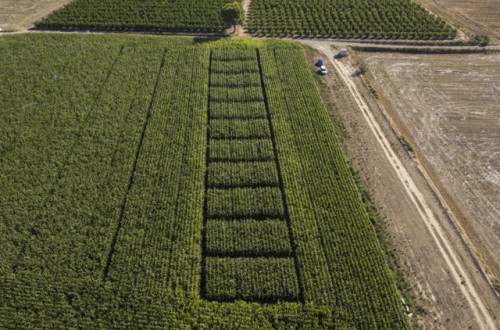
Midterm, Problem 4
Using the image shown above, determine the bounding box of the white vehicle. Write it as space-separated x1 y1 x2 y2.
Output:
319 65 327 75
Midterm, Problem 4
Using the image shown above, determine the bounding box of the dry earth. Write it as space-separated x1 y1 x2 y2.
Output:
0 0 72 32
301 41 500 329
360 52 500 283
416 0 500 43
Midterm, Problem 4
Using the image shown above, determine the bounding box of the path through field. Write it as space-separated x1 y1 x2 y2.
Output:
300 40 499 330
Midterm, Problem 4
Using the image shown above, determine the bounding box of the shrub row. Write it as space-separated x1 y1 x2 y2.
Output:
247 0 456 39
36 0 236 32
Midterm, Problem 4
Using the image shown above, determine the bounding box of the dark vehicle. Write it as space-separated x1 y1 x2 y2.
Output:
334 49 348 59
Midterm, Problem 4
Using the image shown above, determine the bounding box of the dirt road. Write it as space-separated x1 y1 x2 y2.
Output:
301 40 499 329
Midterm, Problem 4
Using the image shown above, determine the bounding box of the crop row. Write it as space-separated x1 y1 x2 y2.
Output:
247 0 455 39
206 219 292 256
36 0 235 31
207 161 278 187
204 257 299 301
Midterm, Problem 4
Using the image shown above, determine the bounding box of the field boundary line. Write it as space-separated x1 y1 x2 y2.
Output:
200 50 213 299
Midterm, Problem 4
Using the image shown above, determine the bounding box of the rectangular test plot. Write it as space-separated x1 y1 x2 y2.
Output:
206 219 292 256
211 49 257 62
205 257 300 302
207 187 284 218
210 72 261 88
209 139 274 161
207 161 279 187
211 59 260 74
210 118 270 139
210 86 264 103
210 101 267 119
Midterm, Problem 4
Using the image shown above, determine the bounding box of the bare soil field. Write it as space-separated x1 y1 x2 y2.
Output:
361 52 500 283
417 0 500 43
0 0 72 31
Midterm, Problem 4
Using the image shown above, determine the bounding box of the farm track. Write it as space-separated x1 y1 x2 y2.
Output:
301 40 499 329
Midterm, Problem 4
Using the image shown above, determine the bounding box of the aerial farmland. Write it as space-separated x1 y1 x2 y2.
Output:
0 0 499 328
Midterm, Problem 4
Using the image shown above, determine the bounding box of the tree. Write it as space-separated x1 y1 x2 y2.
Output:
221 2 245 33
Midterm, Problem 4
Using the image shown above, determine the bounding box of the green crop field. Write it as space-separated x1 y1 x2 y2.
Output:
247 0 456 39
0 34 410 328
35 0 237 32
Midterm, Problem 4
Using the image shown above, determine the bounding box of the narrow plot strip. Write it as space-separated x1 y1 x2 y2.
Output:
201 48 302 303
102 49 168 282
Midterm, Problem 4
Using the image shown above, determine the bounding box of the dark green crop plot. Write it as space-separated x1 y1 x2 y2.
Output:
206 219 292 256
205 257 300 301
35 0 238 32
247 0 456 39
209 139 275 161
210 101 267 119
210 86 264 103
211 59 260 74
210 118 270 139
211 72 261 88
0 34 410 329
207 187 285 218
208 161 279 187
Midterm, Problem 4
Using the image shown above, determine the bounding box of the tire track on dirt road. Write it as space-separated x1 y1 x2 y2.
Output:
304 41 497 330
